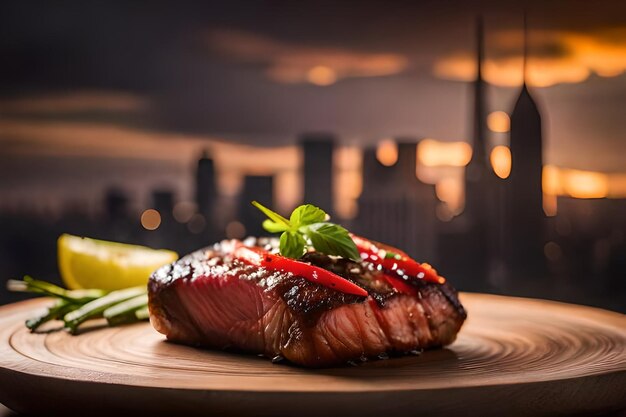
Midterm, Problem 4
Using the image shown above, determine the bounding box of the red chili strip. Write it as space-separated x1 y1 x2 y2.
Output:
234 246 368 297
350 234 445 285
381 273 418 296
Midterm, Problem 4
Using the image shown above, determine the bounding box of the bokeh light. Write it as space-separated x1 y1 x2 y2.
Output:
562 169 608 199
376 139 398 166
542 165 562 196
418 139 472 167
544 241 563 261
435 177 464 215
334 146 362 219
140 209 161 230
187 213 206 234
543 193 558 217
225 221 246 239
487 111 510 133
172 201 196 223
543 165 609 199
490 145 512 179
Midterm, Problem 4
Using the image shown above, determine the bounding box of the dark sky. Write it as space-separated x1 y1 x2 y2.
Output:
2 1 626 144
1 0 625 210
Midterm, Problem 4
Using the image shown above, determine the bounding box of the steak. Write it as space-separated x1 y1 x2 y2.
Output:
148 238 466 367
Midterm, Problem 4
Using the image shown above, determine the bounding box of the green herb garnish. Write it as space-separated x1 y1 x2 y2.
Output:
252 201 360 261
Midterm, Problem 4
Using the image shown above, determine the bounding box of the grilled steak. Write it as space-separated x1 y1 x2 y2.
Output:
148 238 466 367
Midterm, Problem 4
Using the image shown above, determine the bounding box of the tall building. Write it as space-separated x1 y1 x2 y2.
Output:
356 140 437 262
300 133 334 214
238 175 274 237
152 190 174 222
149 189 176 247
104 187 129 221
506 21 545 274
102 187 133 242
465 17 489 191
461 17 501 286
196 150 217 220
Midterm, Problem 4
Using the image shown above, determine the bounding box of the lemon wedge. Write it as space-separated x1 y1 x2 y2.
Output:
58 234 178 290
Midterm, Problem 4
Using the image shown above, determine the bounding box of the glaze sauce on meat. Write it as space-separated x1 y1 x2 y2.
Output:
148 237 466 367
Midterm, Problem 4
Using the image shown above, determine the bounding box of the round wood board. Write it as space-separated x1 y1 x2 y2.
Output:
0 293 624 417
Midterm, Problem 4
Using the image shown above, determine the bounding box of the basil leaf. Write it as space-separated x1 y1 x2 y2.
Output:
252 201 290 227
289 204 327 227
262 219 289 233
279 231 306 259
253 200 361 262
303 222 360 262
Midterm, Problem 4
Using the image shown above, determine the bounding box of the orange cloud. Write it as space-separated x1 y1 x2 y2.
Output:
0 118 300 211
0 91 150 114
207 29 408 85
2 120 624 220
0 118 372 214
433 28 626 87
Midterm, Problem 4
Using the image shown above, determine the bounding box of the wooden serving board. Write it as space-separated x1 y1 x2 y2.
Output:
0 293 624 417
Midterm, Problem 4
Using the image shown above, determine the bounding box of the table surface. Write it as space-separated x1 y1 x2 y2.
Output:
0 294 625 416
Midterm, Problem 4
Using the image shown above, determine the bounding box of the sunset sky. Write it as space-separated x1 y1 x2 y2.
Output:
1 0 625 216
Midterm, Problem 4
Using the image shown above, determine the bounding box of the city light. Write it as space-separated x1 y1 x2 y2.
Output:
172 201 196 223
275 170 301 213
487 111 510 133
140 209 161 230
334 146 362 220
542 165 562 196
490 145 512 179
376 139 398 166
543 193 558 217
335 171 362 219
187 213 206 234
418 139 472 167
543 165 609 199
544 241 563 262
435 177 464 215
562 169 608 198
225 221 246 239
306 66 337 86
608 174 626 198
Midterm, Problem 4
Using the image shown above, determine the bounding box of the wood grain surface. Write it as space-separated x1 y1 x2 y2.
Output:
0 293 624 416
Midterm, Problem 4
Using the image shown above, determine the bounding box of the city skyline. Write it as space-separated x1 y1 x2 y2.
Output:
1 129 624 219
2 2 626 214
1 4 625 312
2 122 624 311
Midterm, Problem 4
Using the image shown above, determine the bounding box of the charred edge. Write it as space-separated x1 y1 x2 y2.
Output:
437 282 467 319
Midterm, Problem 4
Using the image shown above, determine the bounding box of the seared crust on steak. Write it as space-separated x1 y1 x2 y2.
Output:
148 239 466 367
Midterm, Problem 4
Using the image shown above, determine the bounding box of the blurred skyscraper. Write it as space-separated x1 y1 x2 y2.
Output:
459 17 502 287
506 68 546 275
301 134 335 216
239 175 274 237
152 190 174 223
104 187 129 222
356 141 437 262
196 150 218 237
443 17 547 288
